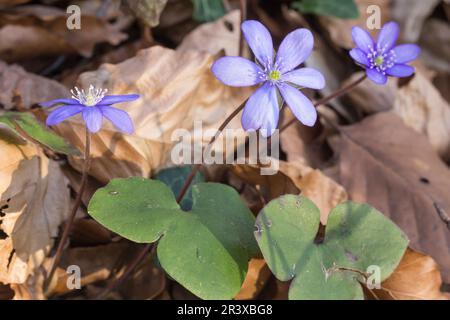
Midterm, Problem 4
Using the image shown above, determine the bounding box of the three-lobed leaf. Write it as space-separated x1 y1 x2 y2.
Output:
88 178 258 299
255 195 408 299
0 111 79 155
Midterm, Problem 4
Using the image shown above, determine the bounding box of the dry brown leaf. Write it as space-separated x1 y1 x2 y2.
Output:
279 107 334 169
392 0 440 42
419 19 450 74
235 258 271 300
338 112 450 282
0 60 69 109
179 10 240 56
232 160 348 224
0 128 70 285
318 0 391 49
155 0 196 45
372 248 450 300
0 4 128 61
49 242 129 296
343 71 396 114
0 0 30 7
119 254 166 299
69 219 112 247
392 70 450 160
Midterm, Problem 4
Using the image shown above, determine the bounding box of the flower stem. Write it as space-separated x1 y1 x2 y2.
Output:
280 74 367 133
177 99 247 203
314 223 326 245
95 99 247 299
44 128 91 293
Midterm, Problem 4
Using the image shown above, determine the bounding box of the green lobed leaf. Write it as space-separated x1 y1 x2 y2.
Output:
155 166 205 211
0 111 79 155
292 0 359 19
255 195 408 299
191 0 226 22
88 178 258 299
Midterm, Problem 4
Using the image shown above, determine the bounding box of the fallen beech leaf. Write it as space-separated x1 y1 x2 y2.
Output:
0 0 30 8
235 258 271 300
69 219 112 247
54 45 250 183
50 242 129 296
371 248 450 300
0 4 128 61
119 254 166 299
0 129 70 285
338 112 450 282
392 70 450 160
343 71 396 114
232 160 348 224
279 107 333 168
179 10 240 56
0 60 69 109
419 19 450 74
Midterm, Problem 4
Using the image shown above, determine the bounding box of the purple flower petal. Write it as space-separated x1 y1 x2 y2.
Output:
241 20 274 67
40 98 80 108
46 105 84 126
82 107 103 133
366 68 388 85
349 48 369 66
98 94 140 106
392 44 420 64
241 82 279 137
275 28 314 73
282 68 325 90
277 83 316 127
386 64 415 78
351 26 375 54
212 56 263 87
99 106 134 134
377 21 399 52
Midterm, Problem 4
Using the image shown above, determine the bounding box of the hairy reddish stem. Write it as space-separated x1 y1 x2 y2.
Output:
280 74 367 133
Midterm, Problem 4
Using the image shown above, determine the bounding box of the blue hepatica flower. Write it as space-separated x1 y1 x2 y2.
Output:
350 21 420 85
211 20 325 137
41 85 139 134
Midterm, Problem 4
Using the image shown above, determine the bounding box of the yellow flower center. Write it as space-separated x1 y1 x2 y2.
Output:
375 55 384 66
268 70 281 81
71 85 108 107
84 95 97 106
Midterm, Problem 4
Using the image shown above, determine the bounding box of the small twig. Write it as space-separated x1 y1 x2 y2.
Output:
44 128 91 293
